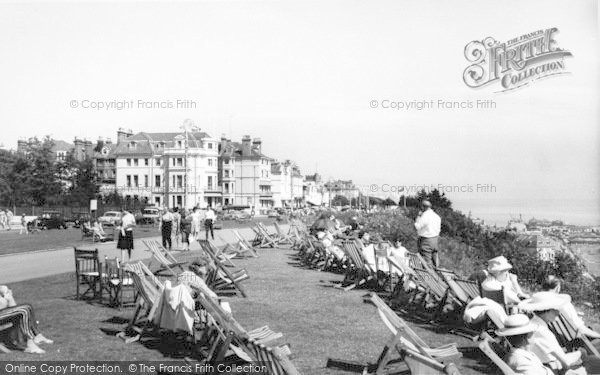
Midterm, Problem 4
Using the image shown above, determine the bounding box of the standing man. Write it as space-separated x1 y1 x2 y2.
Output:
19 214 28 235
159 207 174 250
205 206 216 240
414 200 441 268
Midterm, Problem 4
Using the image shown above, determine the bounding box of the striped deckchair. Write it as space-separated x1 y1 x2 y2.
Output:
232 230 259 257
199 240 249 298
193 292 299 374
273 222 293 245
117 262 164 343
368 293 461 374
143 240 187 277
337 240 376 291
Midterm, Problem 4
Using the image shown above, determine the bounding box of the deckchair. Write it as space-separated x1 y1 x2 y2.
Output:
438 270 480 312
117 264 164 343
410 267 454 320
232 230 259 257
477 334 515 375
143 240 187 277
256 224 279 248
273 222 293 245
400 345 462 375
193 292 299 374
199 240 249 298
548 312 600 358
337 240 376 291
368 293 461 375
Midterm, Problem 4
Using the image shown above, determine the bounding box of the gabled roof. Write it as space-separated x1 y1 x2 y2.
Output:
114 131 212 156
219 140 270 159
51 140 73 152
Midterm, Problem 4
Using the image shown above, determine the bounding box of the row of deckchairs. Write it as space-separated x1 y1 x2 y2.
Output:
143 239 249 298
117 260 299 374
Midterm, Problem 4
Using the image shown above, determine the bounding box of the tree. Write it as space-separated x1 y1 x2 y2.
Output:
331 194 349 206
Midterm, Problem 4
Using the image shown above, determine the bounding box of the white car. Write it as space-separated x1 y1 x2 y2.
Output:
98 211 122 226
140 208 160 224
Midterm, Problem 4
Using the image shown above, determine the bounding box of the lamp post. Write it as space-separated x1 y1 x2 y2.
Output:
180 119 198 210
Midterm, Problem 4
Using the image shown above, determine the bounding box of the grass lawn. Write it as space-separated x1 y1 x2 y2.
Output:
4 244 496 374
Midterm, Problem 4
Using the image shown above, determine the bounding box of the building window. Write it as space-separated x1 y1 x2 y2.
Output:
144 175 148 187
208 159 213 167
126 175 131 187
208 143 213 149
133 175 139 187
172 158 176 166
155 175 161 187
155 196 161 205
127 158 131 166
144 158 149 166
224 159 229 165
224 183 229 193
134 159 139 166
177 140 183 148
176 158 183 167
156 158 161 166
207 176 213 190
176 175 183 188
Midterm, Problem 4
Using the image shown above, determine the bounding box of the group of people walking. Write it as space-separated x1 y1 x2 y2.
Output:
0 209 14 230
159 206 216 251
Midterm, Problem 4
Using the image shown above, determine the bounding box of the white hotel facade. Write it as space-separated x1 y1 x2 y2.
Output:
114 130 219 209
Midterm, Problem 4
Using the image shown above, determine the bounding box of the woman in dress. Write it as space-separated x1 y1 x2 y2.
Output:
117 209 136 260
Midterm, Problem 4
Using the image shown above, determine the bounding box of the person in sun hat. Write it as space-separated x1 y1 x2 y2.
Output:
481 255 529 304
496 314 555 375
519 292 599 374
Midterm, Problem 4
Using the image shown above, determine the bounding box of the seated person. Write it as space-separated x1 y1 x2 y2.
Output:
0 285 52 354
481 256 529 305
496 314 555 375
541 275 600 340
91 220 107 240
317 231 345 261
519 292 600 374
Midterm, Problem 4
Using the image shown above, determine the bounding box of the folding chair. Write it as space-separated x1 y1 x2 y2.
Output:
103 257 135 309
273 222 293 245
256 224 279 248
477 335 515 375
411 268 453 320
117 268 164 343
548 312 600 358
143 240 187 277
337 240 376 291
368 293 461 375
400 345 462 375
199 240 249 298
232 230 259 257
74 247 103 300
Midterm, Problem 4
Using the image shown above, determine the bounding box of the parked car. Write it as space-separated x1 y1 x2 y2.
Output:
234 211 252 221
212 218 223 230
266 209 280 218
98 211 122 226
139 207 160 224
38 211 67 230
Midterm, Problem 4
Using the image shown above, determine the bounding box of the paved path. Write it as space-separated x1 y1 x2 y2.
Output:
0 225 284 283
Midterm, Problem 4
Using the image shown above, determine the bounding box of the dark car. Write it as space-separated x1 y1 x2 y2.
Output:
38 211 67 230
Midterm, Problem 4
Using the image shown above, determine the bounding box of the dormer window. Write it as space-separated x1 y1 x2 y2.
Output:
128 141 137 150
177 140 183 148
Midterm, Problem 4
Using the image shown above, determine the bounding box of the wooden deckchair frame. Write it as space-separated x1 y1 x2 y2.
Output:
199 240 249 298
256 224 279 248
368 293 461 375
193 292 299 374
337 240 376 291
117 266 164 343
143 240 187 277
548 312 600 358
477 335 515 375
232 230 259 257
273 222 293 245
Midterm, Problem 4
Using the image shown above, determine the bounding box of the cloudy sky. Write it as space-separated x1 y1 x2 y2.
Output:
0 0 598 225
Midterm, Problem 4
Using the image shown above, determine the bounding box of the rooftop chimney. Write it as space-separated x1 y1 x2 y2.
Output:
117 128 132 144
241 135 252 156
252 138 262 153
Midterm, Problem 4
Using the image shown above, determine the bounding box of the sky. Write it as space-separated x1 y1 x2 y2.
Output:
0 0 598 225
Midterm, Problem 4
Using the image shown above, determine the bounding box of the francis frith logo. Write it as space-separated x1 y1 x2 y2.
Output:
463 28 572 92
